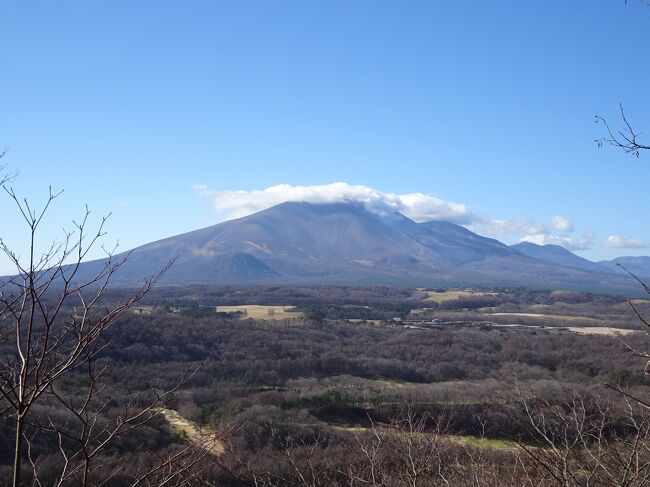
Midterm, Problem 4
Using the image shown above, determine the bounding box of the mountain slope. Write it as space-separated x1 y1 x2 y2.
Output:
106 202 539 285
15 201 648 293
96 202 438 284
599 256 650 279
511 242 606 273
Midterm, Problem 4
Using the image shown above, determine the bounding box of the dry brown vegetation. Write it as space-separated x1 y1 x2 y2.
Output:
216 304 304 320
423 290 498 303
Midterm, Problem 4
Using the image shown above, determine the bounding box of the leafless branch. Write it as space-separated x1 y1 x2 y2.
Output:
0 181 180 486
596 104 650 157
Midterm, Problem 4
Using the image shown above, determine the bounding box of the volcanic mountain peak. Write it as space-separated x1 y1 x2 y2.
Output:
6 201 645 293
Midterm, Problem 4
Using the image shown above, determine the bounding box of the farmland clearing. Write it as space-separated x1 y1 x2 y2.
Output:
216 304 303 320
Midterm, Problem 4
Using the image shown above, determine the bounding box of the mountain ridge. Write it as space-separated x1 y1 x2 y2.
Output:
2 202 647 294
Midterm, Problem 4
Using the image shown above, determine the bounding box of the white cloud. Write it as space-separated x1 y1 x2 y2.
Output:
519 232 595 251
551 215 573 232
194 182 589 248
604 235 647 249
193 182 476 223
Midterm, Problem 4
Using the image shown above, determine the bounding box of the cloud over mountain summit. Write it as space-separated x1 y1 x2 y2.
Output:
193 182 475 223
193 182 599 251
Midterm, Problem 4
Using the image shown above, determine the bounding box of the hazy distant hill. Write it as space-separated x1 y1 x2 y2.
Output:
511 242 607 273
598 256 650 279
6 202 648 293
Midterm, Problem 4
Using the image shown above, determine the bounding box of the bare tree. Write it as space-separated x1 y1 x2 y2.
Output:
0 168 211 485
219 405 521 487
509 386 650 487
0 149 14 186
593 54 650 378
595 2 649 157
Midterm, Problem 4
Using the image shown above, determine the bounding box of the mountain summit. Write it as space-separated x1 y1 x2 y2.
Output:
33 202 647 293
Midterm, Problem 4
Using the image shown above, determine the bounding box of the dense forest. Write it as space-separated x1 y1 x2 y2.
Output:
2 284 650 485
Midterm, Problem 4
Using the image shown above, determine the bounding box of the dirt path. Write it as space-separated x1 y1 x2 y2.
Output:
157 408 225 456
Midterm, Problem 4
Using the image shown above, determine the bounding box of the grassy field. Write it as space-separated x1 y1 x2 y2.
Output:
423 290 497 303
217 304 303 320
156 408 224 455
565 326 637 336
451 435 517 449
333 426 516 450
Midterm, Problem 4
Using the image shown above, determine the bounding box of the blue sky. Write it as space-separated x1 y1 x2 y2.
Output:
1 1 649 274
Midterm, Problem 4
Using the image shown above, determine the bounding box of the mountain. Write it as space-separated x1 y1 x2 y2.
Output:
91 202 468 285
7 202 648 293
404 220 515 265
598 256 650 279
510 242 607 273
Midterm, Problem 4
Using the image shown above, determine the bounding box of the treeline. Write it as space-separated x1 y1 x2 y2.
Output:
98 313 645 390
117 285 631 310
133 284 420 307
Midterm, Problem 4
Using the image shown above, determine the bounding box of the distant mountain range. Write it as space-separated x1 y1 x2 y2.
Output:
6 202 650 294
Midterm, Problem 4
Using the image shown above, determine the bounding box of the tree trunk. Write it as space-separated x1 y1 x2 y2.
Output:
13 413 24 487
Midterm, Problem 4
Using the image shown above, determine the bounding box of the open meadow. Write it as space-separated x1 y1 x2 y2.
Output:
216 304 303 320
